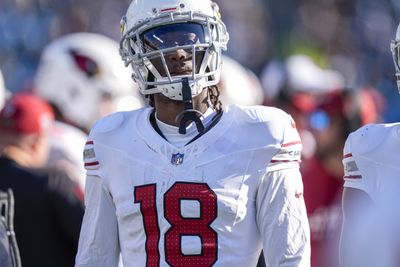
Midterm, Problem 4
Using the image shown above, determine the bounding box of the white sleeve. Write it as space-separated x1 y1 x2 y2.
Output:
342 135 368 192
257 167 311 267
339 188 377 267
267 115 302 172
75 175 120 267
340 134 381 267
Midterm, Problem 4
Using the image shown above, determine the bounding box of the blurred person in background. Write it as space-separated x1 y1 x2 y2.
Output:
0 189 22 267
261 54 383 267
0 69 11 110
0 213 14 267
303 88 381 267
0 69 5 110
34 32 145 134
340 22 400 267
34 32 146 191
0 93 84 267
260 54 345 159
219 55 265 107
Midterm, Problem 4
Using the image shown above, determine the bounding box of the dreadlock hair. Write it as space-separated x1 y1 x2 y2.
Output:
208 85 223 113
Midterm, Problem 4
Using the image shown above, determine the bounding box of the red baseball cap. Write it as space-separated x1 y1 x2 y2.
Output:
0 93 54 134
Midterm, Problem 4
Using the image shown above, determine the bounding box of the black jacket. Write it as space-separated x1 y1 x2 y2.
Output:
0 156 84 267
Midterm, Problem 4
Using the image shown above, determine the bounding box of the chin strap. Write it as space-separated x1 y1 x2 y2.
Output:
176 78 205 135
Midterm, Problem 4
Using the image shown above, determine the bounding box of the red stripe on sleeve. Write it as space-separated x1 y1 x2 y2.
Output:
344 175 362 179
84 161 99 167
270 160 301 164
281 141 302 148
343 153 353 159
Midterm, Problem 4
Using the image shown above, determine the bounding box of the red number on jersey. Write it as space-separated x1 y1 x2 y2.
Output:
134 182 218 267
134 184 161 267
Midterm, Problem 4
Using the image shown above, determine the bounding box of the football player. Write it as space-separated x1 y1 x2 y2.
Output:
340 23 400 267
75 1 310 266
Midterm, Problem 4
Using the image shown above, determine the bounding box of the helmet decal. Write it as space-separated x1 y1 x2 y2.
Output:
70 50 100 78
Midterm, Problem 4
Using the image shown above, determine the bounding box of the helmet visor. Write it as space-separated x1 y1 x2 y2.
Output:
141 23 206 52
141 23 208 78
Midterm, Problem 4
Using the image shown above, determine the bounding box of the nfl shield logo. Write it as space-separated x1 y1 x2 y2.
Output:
171 153 184 166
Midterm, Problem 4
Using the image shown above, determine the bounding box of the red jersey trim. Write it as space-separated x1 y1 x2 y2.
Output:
84 161 99 167
86 141 94 145
343 153 353 159
270 160 301 164
344 175 362 179
281 141 302 148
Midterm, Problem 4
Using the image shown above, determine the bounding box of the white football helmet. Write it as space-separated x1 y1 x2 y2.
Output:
35 32 145 131
219 55 264 106
0 69 5 109
120 0 229 101
391 22 400 93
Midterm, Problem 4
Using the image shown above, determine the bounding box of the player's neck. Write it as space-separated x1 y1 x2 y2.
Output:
154 91 209 127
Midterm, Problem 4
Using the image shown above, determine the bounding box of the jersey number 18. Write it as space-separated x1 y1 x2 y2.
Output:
134 182 218 267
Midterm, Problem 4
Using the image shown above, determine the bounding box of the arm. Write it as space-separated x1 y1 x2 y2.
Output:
74 175 120 267
339 187 374 267
257 167 310 267
256 113 310 266
340 132 377 267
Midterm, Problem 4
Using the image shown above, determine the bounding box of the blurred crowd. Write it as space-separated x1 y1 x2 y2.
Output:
1 0 400 266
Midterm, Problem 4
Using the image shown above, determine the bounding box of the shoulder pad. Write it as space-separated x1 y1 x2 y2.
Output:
235 105 289 124
347 124 388 156
232 105 300 148
90 112 126 134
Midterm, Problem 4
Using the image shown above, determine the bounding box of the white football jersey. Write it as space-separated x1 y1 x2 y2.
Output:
342 123 400 267
75 105 310 267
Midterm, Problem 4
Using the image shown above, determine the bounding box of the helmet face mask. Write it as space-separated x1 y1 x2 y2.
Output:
120 0 229 101
391 23 400 93
0 69 5 109
391 40 400 91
